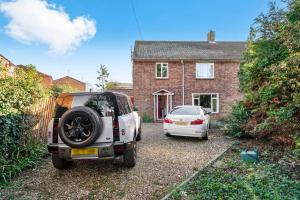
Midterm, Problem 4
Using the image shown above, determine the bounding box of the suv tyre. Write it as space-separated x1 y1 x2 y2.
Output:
124 141 137 167
59 106 103 148
136 121 142 141
52 154 72 169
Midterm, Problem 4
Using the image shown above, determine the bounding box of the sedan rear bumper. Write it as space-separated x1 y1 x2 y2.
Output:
164 124 207 137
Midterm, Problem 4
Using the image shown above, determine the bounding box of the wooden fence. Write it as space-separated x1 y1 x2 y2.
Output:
26 97 56 142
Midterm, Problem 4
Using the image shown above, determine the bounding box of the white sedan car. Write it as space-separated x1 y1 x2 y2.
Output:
163 105 210 139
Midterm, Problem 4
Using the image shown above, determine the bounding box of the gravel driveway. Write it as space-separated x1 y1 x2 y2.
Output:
1 123 231 200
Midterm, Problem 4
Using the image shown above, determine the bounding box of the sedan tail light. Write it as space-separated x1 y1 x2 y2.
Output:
191 119 204 125
163 118 173 124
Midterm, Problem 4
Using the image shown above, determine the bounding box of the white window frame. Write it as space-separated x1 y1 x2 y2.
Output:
196 63 214 79
192 93 219 113
156 63 168 79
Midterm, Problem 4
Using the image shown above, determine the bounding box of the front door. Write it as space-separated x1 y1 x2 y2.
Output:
157 95 167 120
153 89 174 121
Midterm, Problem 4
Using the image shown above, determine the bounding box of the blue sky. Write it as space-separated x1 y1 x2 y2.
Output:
0 0 284 88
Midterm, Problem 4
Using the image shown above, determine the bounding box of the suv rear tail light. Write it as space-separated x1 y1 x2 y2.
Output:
52 118 59 143
191 119 204 125
113 119 120 141
163 118 173 124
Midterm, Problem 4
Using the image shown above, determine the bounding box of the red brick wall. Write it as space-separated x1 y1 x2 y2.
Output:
107 89 133 97
53 77 86 92
40 75 53 88
133 60 243 120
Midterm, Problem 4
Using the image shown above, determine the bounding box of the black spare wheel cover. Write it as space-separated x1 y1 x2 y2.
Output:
58 106 103 148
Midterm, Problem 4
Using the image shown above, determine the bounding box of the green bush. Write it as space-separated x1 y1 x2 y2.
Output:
0 142 46 188
142 113 154 123
225 102 251 137
228 1 300 142
0 64 46 187
169 147 300 200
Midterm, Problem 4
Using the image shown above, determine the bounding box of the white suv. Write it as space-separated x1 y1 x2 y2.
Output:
47 92 141 169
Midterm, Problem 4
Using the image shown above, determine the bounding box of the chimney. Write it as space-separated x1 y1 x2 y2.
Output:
207 30 215 43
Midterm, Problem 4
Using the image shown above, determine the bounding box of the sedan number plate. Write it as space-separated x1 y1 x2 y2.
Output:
175 121 188 126
71 148 98 156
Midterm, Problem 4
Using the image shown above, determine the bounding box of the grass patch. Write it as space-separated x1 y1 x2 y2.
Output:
0 142 46 189
168 145 300 200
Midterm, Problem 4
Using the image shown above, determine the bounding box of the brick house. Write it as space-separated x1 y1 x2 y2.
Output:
0 54 15 77
132 32 246 121
16 65 53 88
106 82 133 96
1 55 53 88
37 71 53 88
53 76 86 92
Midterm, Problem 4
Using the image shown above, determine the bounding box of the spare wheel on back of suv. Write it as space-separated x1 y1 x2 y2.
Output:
58 106 103 148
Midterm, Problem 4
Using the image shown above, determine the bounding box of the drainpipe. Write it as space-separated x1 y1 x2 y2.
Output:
181 60 185 105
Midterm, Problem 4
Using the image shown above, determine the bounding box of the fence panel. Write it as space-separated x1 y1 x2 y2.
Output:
26 97 56 142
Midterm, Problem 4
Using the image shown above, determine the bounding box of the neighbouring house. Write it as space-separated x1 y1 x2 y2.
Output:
37 71 53 88
132 31 246 121
53 76 86 92
106 82 133 96
17 65 53 88
1 55 53 88
0 54 15 76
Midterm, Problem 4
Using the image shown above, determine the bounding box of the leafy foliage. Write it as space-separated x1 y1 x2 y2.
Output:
50 84 77 97
226 1 300 142
0 142 46 188
168 146 300 200
225 102 251 137
105 81 119 90
96 64 110 91
0 64 46 187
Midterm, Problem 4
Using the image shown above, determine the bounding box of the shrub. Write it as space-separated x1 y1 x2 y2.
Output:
0 64 47 187
228 0 300 143
225 102 251 137
142 113 154 123
0 142 46 188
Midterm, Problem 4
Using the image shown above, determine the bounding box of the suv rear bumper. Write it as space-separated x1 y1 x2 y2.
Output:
48 143 114 160
48 142 135 160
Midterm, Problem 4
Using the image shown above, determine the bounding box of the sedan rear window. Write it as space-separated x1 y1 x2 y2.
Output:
170 107 200 115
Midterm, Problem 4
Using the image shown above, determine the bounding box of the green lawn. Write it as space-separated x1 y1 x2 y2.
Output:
168 144 300 200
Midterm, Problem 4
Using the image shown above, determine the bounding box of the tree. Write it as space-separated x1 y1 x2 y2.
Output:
51 84 77 97
105 81 119 90
96 64 109 91
227 0 300 142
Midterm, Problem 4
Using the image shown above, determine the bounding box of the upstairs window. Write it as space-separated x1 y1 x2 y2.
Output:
156 63 168 79
196 63 214 79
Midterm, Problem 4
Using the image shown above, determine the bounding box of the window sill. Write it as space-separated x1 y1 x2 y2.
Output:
195 77 215 80
156 77 169 80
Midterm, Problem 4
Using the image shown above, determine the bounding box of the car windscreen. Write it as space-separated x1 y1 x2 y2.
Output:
170 107 200 115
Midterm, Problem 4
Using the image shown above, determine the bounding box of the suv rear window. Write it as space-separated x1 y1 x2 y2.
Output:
85 95 114 117
170 107 200 115
54 94 74 118
54 93 116 118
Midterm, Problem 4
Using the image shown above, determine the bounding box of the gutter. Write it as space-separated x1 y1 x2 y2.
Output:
181 60 185 105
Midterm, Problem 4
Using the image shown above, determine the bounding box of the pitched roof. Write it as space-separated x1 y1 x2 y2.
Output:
114 82 133 89
133 41 246 61
0 54 15 66
16 64 52 78
53 76 86 85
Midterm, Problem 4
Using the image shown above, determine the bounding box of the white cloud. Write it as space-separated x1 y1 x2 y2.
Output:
0 0 96 54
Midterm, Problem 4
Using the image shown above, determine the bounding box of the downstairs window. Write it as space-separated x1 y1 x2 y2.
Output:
192 93 219 113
